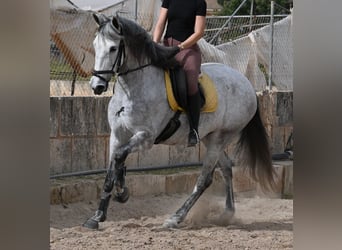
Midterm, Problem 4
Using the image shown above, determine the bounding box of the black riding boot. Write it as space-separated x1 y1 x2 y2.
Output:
187 91 201 147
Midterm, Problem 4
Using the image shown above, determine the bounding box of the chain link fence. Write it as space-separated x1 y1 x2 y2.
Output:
50 1 292 94
204 14 287 45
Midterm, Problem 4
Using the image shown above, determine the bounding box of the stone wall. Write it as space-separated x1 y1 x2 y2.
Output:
50 91 293 175
258 90 293 154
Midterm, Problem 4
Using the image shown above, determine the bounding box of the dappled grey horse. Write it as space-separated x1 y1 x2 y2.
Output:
83 14 275 230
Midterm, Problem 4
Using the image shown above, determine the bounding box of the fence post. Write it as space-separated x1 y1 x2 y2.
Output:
268 1 274 90
135 0 138 21
249 0 254 32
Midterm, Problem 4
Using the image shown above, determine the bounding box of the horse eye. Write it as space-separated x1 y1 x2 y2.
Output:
109 47 117 52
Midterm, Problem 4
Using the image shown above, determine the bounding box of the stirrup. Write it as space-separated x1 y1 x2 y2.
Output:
188 129 199 147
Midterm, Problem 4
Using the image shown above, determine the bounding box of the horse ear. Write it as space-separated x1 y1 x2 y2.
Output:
111 16 122 34
93 12 109 26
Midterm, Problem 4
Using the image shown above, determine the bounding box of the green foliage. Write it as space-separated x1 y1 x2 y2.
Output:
218 0 290 16
217 0 226 6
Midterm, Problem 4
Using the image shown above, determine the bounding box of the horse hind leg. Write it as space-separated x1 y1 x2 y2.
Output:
163 153 216 228
216 151 235 221
163 132 227 228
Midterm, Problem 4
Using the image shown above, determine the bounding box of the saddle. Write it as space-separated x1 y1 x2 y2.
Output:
165 67 218 113
154 67 218 144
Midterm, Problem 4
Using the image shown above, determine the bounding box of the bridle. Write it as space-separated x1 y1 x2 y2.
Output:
92 39 125 87
92 37 151 91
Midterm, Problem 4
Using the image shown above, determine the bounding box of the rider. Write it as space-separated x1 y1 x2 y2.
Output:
153 0 207 147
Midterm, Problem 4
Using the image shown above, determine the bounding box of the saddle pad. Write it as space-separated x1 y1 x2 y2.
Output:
164 71 218 113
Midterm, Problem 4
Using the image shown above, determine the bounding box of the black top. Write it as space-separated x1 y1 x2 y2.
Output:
162 0 207 42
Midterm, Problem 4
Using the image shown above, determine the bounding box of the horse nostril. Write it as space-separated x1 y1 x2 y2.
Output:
94 85 105 95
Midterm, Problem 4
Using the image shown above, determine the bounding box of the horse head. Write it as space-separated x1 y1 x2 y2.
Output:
90 13 123 95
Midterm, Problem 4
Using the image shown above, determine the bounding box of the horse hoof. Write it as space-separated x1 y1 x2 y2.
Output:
163 218 179 229
222 209 235 220
215 210 235 226
82 218 99 230
114 187 129 203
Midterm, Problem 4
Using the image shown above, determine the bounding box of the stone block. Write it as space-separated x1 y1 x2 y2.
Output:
232 167 257 193
60 97 97 136
284 126 293 151
126 174 165 197
50 97 60 138
165 172 199 194
271 126 286 154
257 91 276 127
95 177 106 197
283 164 293 198
50 138 72 175
59 181 98 204
72 137 106 172
138 144 170 167
125 152 139 169
50 185 62 205
276 91 293 126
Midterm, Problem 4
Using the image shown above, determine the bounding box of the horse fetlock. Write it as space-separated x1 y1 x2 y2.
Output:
94 210 107 222
114 186 129 203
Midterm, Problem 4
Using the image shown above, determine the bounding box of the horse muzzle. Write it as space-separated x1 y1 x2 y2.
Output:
90 76 108 95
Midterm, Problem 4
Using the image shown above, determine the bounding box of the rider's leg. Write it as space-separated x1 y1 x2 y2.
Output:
182 46 201 146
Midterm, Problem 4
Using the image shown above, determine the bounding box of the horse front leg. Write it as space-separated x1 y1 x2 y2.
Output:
111 130 155 202
83 131 152 230
82 148 129 230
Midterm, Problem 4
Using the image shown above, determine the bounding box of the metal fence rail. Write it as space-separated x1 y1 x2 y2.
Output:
204 14 288 45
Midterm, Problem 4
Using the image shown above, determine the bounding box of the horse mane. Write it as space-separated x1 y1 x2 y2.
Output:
116 16 179 69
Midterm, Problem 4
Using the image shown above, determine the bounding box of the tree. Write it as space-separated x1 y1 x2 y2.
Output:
218 0 291 16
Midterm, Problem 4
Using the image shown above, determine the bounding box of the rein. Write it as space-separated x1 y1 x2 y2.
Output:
117 63 151 76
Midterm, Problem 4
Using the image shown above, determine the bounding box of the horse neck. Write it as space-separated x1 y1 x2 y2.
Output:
120 48 150 74
117 62 161 95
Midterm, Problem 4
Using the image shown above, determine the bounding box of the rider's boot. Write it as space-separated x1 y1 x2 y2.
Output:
187 90 201 147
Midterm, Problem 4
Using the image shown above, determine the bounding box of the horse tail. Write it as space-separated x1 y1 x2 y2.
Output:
235 104 276 191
